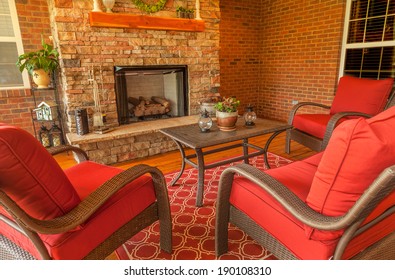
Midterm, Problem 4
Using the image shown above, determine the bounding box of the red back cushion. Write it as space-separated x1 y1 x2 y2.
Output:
305 106 395 241
0 124 80 220
330 76 393 115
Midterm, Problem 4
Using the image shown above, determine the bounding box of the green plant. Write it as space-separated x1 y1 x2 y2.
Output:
132 0 167 13
16 37 59 75
214 97 240 113
176 6 194 13
176 6 187 13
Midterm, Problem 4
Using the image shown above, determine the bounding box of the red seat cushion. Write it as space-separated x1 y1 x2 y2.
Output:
292 77 393 140
330 76 393 115
0 124 80 220
40 161 157 259
0 124 158 259
292 114 333 139
229 153 343 260
306 106 395 241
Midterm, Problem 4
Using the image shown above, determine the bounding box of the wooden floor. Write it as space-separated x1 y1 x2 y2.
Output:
53 131 315 260
55 131 316 172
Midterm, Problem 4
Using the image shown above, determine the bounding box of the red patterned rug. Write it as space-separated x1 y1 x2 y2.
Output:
115 153 292 260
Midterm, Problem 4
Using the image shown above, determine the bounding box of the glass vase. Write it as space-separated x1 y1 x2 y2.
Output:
102 0 115 13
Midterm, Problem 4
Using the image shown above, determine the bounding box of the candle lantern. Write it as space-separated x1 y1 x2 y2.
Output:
39 124 51 148
49 123 63 147
198 109 213 133
244 105 257 127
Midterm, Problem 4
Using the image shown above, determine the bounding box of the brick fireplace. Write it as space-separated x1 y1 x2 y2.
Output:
47 0 220 164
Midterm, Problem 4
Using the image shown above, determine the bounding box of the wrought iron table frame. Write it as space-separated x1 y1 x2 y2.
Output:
159 118 291 207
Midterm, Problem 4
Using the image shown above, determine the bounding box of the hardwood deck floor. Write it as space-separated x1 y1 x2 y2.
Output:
55 131 316 172
53 131 315 260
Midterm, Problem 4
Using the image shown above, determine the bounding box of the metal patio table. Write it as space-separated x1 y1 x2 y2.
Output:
159 117 291 207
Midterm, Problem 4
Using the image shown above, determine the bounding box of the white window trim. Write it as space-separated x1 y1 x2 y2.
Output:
0 0 30 89
339 0 395 79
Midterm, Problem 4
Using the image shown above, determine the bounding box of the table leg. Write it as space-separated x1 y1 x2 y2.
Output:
168 140 186 186
242 138 249 164
264 130 283 169
195 148 205 207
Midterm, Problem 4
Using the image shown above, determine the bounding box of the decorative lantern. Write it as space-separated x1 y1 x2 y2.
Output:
39 124 51 148
198 109 213 133
75 108 89 135
49 123 63 147
244 105 257 127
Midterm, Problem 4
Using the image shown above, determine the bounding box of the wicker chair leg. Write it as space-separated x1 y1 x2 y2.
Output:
285 129 291 154
215 169 236 257
158 207 172 254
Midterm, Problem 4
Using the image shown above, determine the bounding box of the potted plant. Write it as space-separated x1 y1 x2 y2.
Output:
176 6 194 18
16 36 59 88
214 96 240 131
186 8 195 19
176 6 187 18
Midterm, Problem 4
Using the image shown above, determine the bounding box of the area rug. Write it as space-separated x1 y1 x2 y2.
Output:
116 153 292 260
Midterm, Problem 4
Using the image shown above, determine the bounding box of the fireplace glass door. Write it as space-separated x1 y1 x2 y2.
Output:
115 65 188 125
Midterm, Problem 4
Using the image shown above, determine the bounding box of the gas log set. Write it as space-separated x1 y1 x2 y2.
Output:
128 96 171 119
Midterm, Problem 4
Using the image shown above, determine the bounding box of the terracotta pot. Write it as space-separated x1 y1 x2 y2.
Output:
32 69 51 88
216 110 238 131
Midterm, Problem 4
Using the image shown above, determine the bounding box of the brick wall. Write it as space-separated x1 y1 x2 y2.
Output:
219 0 263 114
259 0 345 121
0 0 52 135
220 0 346 121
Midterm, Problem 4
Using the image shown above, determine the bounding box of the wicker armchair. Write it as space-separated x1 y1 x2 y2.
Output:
285 76 395 153
0 124 172 259
216 164 395 260
216 107 395 260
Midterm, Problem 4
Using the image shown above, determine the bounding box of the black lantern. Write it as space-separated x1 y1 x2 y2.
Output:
198 109 213 133
244 105 257 127
49 123 63 147
39 124 51 148
75 108 89 135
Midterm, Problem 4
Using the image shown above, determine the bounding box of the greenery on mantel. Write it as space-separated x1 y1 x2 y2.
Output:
131 0 168 13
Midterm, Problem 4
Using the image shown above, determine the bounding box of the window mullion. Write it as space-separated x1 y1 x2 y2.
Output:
362 0 371 43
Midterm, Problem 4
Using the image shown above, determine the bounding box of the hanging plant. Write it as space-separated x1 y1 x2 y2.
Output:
131 0 168 14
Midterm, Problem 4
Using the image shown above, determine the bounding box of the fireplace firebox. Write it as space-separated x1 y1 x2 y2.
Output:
114 65 189 125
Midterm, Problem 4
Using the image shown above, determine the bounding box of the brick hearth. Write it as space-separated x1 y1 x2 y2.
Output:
67 115 199 164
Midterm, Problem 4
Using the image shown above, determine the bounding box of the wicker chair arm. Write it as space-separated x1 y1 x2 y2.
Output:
48 145 89 163
218 164 395 231
287 102 331 125
0 164 168 235
384 89 395 109
321 112 372 149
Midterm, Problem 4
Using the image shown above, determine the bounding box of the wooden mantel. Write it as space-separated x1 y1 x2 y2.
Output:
89 12 205 32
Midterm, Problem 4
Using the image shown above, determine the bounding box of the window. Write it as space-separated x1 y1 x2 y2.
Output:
340 0 395 79
0 0 29 89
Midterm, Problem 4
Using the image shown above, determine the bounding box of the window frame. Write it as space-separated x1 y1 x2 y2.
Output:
0 0 30 89
339 0 395 79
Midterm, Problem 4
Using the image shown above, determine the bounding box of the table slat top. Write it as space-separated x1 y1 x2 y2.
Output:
159 117 291 149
